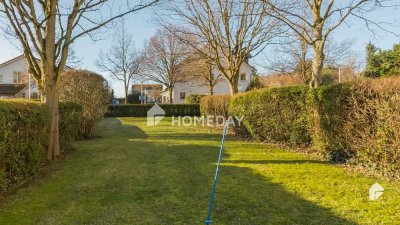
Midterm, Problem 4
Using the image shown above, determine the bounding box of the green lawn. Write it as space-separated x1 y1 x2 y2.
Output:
0 117 399 225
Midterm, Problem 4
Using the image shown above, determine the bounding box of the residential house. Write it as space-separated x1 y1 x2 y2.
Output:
0 55 40 99
160 62 256 104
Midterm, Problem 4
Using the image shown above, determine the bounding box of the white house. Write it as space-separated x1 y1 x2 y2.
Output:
161 62 256 104
0 55 40 99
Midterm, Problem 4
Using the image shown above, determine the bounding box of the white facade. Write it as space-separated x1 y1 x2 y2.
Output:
161 62 255 104
0 55 40 99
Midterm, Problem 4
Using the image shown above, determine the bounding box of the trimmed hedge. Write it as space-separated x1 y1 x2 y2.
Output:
59 102 83 152
230 86 311 145
0 100 82 191
200 95 231 117
307 83 353 161
106 104 200 117
229 79 400 179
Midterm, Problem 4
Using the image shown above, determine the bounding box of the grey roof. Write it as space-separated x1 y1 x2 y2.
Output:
0 84 26 95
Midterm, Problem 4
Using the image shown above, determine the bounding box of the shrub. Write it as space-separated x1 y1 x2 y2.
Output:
0 100 49 190
60 70 110 138
200 95 231 117
245 74 264 91
229 86 311 146
342 78 400 179
106 104 200 117
185 94 206 104
59 102 83 152
0 100 82 191
307 83 353 161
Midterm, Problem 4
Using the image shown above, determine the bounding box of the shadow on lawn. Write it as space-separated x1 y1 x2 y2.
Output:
99 117 148 139
90 118 356 224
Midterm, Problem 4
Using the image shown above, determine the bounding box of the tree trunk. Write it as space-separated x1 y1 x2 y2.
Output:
124 86 128 104
45 87 61 161
310 41 325 88
228 79 239 96
209 84 214 95
168 88 173 104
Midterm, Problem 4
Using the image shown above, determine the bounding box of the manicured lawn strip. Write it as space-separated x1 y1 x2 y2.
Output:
0 117 398 224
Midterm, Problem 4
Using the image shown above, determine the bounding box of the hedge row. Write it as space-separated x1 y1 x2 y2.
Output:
200 95 231 117
0 100 82 191
106 104 200 117
228 79 400 179
230 86 310 145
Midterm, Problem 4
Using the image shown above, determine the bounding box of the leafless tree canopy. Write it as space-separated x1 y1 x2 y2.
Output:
264 0 392 87
97 21 144 104
163 0 281 95
180 51 224 95
141 28 190 103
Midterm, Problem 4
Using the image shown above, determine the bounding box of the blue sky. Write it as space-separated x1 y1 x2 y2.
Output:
0 5 399 97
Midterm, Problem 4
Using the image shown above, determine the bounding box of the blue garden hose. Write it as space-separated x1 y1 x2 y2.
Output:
204 121 229 225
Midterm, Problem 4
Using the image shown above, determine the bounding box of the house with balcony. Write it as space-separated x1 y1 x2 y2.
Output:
0 55 40 99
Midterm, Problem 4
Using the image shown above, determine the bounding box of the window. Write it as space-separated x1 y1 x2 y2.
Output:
180 92 186 100
0 75 3 83
13 71 27 83
240 73 247 81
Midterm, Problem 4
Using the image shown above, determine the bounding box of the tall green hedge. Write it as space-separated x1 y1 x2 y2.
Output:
230 86 311 145
0 100 82 191
229 80 400 179
106 104 200 117
307 83 353 161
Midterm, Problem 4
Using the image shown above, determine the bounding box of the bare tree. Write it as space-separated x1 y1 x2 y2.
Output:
97 21 144 104
264 33 312 84
264 0 393 88
164 0 280 95
0 0 159 161
265 34 354 84
141 28 189 103
181 52 224 95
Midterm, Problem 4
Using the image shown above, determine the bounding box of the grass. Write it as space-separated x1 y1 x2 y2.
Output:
0 117 399 224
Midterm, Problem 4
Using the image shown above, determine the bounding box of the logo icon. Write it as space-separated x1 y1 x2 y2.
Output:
147 104 165 126
369 183 384 201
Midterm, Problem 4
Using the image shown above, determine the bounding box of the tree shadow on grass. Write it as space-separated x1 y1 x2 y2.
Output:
0 118 356 225
97 117 148 139
113 140 357 225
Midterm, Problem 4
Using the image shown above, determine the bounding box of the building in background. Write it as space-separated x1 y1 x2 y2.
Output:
132 84 163 103
0 55 40 99
160 62 256 104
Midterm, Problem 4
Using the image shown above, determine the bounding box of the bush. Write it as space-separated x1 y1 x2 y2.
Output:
307 83 353 161
106 104 200 117
200 95 231 117
230 86 311 145
60 70 110 138
0 100 49 191
59 102 83 152
342 78 400 179
0 100 82 191
231 78 400 179
246 74 264 91
185 94 206 104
